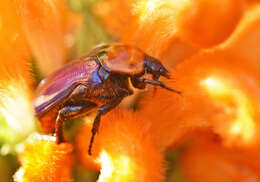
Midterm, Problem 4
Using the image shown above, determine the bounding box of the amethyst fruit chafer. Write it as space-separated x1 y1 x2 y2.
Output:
33 43 180 155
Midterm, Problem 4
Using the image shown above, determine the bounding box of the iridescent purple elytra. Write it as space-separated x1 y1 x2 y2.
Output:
34 57 101 115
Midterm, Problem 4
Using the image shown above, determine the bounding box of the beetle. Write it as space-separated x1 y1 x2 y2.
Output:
33 43 181 155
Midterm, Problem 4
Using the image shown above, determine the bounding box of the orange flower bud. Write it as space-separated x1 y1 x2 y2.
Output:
76 109 165 182
14 134 74 182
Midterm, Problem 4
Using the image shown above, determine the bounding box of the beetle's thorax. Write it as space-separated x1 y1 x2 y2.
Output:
96 64 133 98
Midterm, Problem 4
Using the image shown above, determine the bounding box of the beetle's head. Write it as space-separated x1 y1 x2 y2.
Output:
143 55 170 79
130 55 181 94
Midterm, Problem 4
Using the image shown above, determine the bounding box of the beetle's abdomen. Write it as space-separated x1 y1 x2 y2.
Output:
37 106 60 133
34 58 102 116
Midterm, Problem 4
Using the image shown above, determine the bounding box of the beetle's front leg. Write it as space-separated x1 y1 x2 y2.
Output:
130 76 146 89
88 98 123 155
55 110 66 144
55 106 83 144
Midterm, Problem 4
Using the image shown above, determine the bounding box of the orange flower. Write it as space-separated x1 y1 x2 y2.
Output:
175 0 245 47
14 134 74 182
95 0 246 68
0 0 31 81
14 0 82 76
0 0 30 59
0 0 82 144
76 109 165 182
181 133 260 182
140 3 260 150
140 50 260 149
0 0 35 143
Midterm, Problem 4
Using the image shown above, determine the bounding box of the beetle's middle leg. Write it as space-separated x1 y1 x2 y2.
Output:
88 97 123 155
55 83 96 143
55 101 97 144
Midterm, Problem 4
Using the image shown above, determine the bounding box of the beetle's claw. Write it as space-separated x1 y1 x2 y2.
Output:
88 148 92 155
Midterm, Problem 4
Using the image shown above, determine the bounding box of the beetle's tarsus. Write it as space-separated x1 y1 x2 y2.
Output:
88 115 101 155
88 130 95 155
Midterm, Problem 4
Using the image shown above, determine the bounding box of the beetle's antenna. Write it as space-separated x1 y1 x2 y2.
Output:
152 75 160 95
140 78 181 94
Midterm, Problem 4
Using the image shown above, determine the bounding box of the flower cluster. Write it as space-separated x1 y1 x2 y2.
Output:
0 0 260 182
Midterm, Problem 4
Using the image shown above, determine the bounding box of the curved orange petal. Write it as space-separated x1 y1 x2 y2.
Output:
221 4 260 69
175 0 245 47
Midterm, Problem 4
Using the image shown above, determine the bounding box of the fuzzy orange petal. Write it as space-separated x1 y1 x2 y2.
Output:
0 0 32 82
0 0 36 143
141 50 260 150
95 0 199 68
94 0 137 38
14 134 74 182
14 0 80 76
96 0 245 68
0 0 30 58
176 0 245 47
76 109 165 182
181 133 260 182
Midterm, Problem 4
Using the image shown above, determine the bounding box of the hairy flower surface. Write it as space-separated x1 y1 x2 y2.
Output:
95 0 246 68
76 109 165 182
14 0 81 76
14 134 74 182
141 50 260 150
181 133 260 182
0 0 35 144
